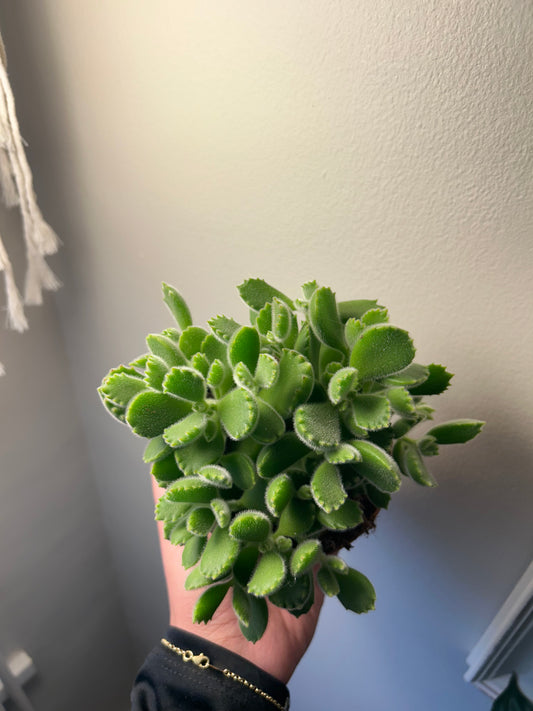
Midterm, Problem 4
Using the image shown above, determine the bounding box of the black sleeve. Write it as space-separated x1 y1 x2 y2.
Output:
131 627 290 711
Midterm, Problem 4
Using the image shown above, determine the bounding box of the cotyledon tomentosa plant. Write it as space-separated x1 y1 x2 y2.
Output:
98 279 484 642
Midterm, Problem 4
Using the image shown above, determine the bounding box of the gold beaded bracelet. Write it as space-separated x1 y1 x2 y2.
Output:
160 638 289 711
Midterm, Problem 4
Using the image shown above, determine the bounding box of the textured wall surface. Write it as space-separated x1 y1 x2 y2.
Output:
1 1 532 709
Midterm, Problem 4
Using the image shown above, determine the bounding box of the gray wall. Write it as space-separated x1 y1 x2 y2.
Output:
0 214 134 708
1 2 532 709
0 11 136 710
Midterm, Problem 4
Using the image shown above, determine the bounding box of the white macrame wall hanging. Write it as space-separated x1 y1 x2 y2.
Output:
0 30 61 375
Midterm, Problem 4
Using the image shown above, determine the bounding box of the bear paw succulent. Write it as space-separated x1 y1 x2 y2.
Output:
99 279 483 642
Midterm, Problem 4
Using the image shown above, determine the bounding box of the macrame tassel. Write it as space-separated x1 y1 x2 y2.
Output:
0 234 28 331
0 146 18 207
0 29 62 374
25 251 61 305
0 47 60 308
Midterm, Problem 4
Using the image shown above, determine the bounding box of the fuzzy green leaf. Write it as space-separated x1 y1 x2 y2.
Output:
269 572 313 612
418 435 439 457
185 566 214 590
336 567 376 613
260 350 314 419
206 359 226 389
271 297 293 343
341 404 369 438
252 398 286 445
197 464 233 489
308 287 346 353
143 435 173 464
126 391 191 438
276 498 315 537
146 334 186 368
247 552 286 596
393 438 437 487
290 539 322 576
317 499 363 530
365 484 391 510
229 326 260 373
408 363 453 396
265 474 295 517
318 345 344 382
237 278 294 311
163 367 206 402
100 372 148 407
275 536 293 554
255 302 272 336
349 325 415 380
325 443 362 464
219 452 255 490
182 535 206 569
362 308 389 327
99 392 127 423
210 498 231 528
238 478 268 511
232 585 252 627
233 545 261 587
178 326 209 359
383 363 429 387
256 433 311 479
162 327 181 343
311 462 347 513
201 333 228 363
200 526 241 580
175 430 225 475
317 566 340 597
193 582 230 623
162 283 192 330
163 411 207 447
294 402 341 450
254 353 279 389
230 511 272 543
204 418 219 442
387 387 416 416
167 477 218 504
168 521 192 546
208 315 241 343
239 595 268 642
338 299 380 322
352 440 402 493
233 362 256 391
218 388 258 440
324 556 349 575
191 352 209 377
155 497 189 523
352 395 392 431
187 507 215 536
143 356 168 389
151 453 184 485
327 367 359 405
426 419 484 444
344 318 365 349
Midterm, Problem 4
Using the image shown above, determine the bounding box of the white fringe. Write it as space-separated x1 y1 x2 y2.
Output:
0 232 28 331
0 146 18 207
0 41 60 325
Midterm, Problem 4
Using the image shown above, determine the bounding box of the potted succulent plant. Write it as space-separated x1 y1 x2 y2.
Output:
98 279 483 642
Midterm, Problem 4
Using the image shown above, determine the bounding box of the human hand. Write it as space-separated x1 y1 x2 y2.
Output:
153 480 324 684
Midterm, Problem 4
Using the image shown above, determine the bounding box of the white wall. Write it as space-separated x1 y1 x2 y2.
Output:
2 1 532 709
